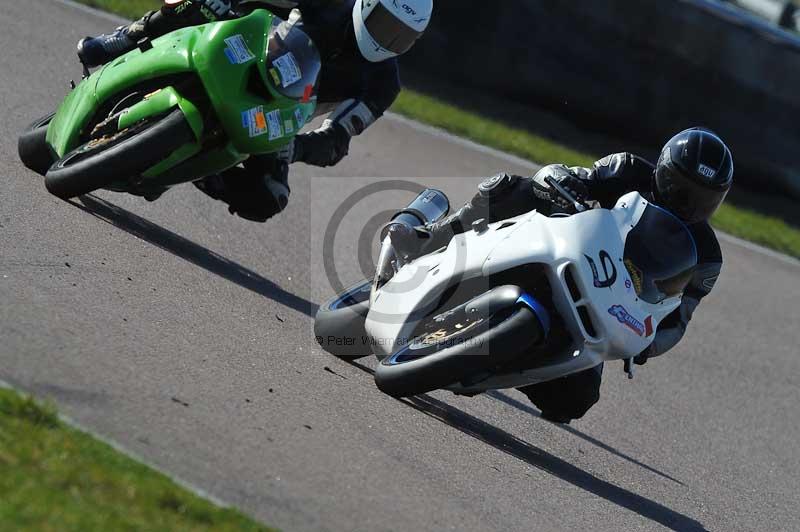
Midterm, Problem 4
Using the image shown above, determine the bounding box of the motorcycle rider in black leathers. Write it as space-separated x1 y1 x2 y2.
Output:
390 128 734 423
77 0 433 221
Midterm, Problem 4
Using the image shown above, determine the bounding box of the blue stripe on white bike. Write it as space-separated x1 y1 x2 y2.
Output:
516 293 551 336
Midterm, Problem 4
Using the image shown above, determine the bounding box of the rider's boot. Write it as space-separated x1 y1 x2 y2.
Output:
77 27 137 68
194 157 290 223
77 2 233 68
77 13 152 67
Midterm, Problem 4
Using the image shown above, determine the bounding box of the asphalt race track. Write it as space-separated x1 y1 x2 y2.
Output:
2 1 799 530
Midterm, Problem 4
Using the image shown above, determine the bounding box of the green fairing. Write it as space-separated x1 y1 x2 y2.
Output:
46 9 316 188
117 87 203 139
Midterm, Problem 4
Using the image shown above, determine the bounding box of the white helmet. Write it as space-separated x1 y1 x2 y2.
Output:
352 0 433 63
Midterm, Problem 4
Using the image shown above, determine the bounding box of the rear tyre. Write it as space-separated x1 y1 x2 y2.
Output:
18 113 56 176
45 109 194 200
374 305 542 398
314 280 372 360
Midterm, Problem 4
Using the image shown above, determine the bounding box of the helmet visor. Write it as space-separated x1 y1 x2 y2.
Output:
655 166 729 224
363 2 423 55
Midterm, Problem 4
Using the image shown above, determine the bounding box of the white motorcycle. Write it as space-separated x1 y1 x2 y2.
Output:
314 180 698 398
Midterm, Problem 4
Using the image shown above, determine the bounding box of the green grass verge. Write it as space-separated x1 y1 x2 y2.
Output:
393 90 596 169
72 0 800 259
0 387 273 531
77 0 155 19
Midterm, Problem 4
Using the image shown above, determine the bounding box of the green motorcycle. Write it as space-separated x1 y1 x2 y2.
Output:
18 9 320 200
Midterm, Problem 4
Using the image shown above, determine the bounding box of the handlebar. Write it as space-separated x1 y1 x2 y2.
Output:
544 175 590 213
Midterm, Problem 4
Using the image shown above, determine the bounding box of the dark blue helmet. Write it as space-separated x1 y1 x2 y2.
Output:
655 128 734 224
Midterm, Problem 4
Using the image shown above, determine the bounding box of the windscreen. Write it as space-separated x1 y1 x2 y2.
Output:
623 203 698 304
266 18 321 100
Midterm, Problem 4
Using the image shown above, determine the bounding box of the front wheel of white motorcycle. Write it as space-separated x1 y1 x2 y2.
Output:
314 280 372 360
374 304 544 398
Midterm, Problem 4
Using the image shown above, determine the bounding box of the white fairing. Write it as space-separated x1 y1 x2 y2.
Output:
365 192 685 391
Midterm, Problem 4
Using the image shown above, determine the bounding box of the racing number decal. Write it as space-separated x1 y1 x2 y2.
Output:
585 251 618 288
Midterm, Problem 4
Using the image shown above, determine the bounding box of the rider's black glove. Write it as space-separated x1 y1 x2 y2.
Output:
559 175 589 205
294 121 352 168
386 223 429 261
531 166 591 212
540 174 589 210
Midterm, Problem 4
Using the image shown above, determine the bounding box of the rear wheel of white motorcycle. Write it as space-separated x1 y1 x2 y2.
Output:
314 280 372 360
45 109 194 200
374 305 543 398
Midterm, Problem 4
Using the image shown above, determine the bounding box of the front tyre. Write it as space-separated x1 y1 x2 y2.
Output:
314 280 372 360
45 109 194 200
18 113 56 176
374 305 543 398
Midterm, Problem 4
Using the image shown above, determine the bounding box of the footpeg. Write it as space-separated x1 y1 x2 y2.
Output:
624 358 635 379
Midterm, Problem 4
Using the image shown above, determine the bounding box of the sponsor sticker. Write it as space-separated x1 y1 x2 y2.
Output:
608 305 652 337
294 107 306 128
269 68 281 87
241 106 268 138
224 35 255 65
266 109 283 140
625 259 643 294
698 164 718 178
272 52 302 87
